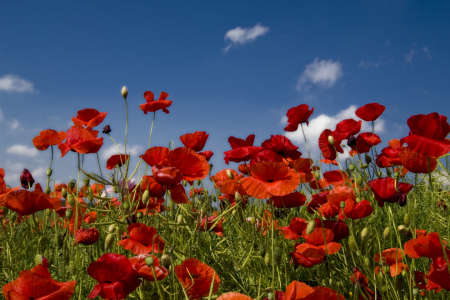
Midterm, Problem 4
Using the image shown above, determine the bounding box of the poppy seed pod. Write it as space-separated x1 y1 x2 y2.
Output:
340 201 345 208
273 246 282 266
328 135 335 146
67 194 75 207
306 220 316 235
161 254 172 269
365 154 372 164
61 188 67 198
349 164 355 171
45 186 51 195
264 251 271 266
46 168 52 177
20 169 35 189
361 228 369 240
68 180 76 190
383 227 390 239
145 256 154 267
121 86 128 99
226 169 234 180
104 233 114 250
404 214 410 227
348 235 358 252
136 211 143 218
65 209 73 218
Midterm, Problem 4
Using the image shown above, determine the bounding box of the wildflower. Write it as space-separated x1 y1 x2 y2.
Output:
140 146 170 167
121 86 128 99
32 129 67 150
279 217 308 240
284 104 314 132
333 119 362 140
367 177 413 207
106 154 130 170
119 223 165 255
261 135 302 160
285 280 345 299
373 248 407 277
269 192 306 208
58 126 103 157
102 125 111 134
180 131 209 152
318 129 343 161
20 169 35 189
139 91 172 114
223 134 263 164
129 254 169 281
218 293 254 300
72 108 107 129
398 147 437 173
355 103 385 121
75 227 100 245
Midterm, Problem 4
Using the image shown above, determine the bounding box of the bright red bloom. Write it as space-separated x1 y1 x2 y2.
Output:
352 132 381 153
140 147 170 167
241 161 301 199
198 150 214 161
307 191 330 214
376 139 403 167
153 166 183 186
165 147 210 181
250 149 284 165
2 265 76 300
373 248 407 277
211 169 240 189
279 217 308 240
140 91 172 114
426 264 450 291
398 147 437 173
175 258 220 300
269 192 306 208
20 168 35 189
119 223 165 255
318 129 343 161
1 184 61 215
217 293 254 300
106 154 130 170
261 135 302 160
323 170 348 186
284 104 314 132
140 175 166 198
355 103 385 122
404 232 449 259
367 177 413 207
72 108 107 128
401 112 450 158
33 129 67 151
58 126 103 157
351 268 376 300
0 169 20 203
87 253 141 300
287 157 313 183
333 119 362 140
285 281 345 300
229 134 255 149
75 227 100 245
129 254 168 282
180 131 209 152
238 163 250 175
198 215 224 237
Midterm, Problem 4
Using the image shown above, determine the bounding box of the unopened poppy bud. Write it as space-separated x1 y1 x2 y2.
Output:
349 164 355 171
412 287 419 296
267 293 274 300
340 201 345 208
61 188 67 198
365 154 372 164
247 217 256 226
356 197 361 203
363 256 370 267
68 180 76 190
69 261 76 276
122 202 130 210
46 168 52 177
136 211 143 218
20 169 35 189
177 214 183 224
34 254 44 266
161 254 172 268
235 191 242 203
264 287 274 293
394 171 399 178
398 225 407 233
45 186 51 195
264 251 270 266
108 224 116 233
404 214 410 227
328 135 335 146
182 180 187 187
306 220 316 235
105 233 114 250
67 194 75 207
259 244 266 257
348 235 357 252
102 125 111 134
196 179 202 186
273 246 282 266
356 250 361 256
65 209 73 218
377 272 385 285
314 170 320 180
383 227 390 239
362 164 368 169
211 194 216 202
83 177 90 186
145 256 154 267
226 170 234 180
121 86 128 99
361 227 369 240
142 190 150 204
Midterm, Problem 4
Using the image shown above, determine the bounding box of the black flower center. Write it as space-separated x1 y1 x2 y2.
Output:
267 179 274 183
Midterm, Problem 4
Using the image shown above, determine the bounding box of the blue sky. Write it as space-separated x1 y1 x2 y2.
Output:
1 1 449 187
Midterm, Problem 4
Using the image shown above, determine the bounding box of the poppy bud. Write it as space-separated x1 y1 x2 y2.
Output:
102 125 111 134
356 250 361 256
65 209 73 218
61 188 67 198
355 197 361 203
306 220 316 235
161 254 172 268
268 293 274 300
235 191 242 203
83 177 90 187
45 186 51 195
136 211 143 218
314 171 320 180
141 190 150 205
105 233 114 250
264 251 271 266
347 135 356 147
196 179 202 186
69 261 76 276
211 194 217 202
67 194 75 207
20 169 35 189
398 225 406 233
108 224 116 233
349 164 355 171
122 202 130 211
226 170 234 180
363 256 370 268
383 227 390 239
34 254 44 266
177 214 183 224
264 287 274 293
273 246 282 266
259 244 266 257
377 171 382 178
182 180 187 187
404 214 410 227
46 168 52 177
68 180 76 190
145 256 154 267
121 86 128 99
412 287 419 296
340 201 345 208
328 135 335 146
394 171 399 178
365 154 372 164
356 176 363 185
361 227 369 240
247 217 256 226
376 272 385 285
362 164 368 169
348 235 357 252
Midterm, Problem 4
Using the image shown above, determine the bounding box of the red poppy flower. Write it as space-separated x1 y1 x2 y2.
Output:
198 215 224 237
58 126 103 157
153 166 184 186
87 253 141 300
309 177 331 190
140 91 172 114
333 119 362 140
241 161 301 199
180 131 209 152
229 134 255 149
368 177 414 207
20 169 35 189
307 191 329 214
401 112 450 158
323 170 348 186
284 104 314 132
426 264 450 291
338 199 373 220
175 258 220 300
351 268 376 299
75 227 100 245
217 293 254 300
140 147 170 167
84 211 97 224
119 223 165 255
238 163 250 175
299 227 342 257
355 103 385 122
224 146 264 164
1 184 61 215
129 254 168 282
398 147 437 173
165 147 210 181
139 175 166 198
198 150 214 161
250 149 285 165
376 139 403 167
261 135 302 160
374 248 407 277
269 192 306 208
91 183 104 195
72 108 107 128
211 169 240 188
106 154 130 170
285 281 345 300
287 157 313 183
33 129 67 151
2 264 76 300
313 219 349 242
321 158 339 165
352 132 381 153
279 217 308 240
318 129 343 161
404 232 449 260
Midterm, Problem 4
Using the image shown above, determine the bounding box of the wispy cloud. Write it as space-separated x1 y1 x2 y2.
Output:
0 108 24 132
0 74 37 93
100 143 144 160
223 23 269 52
405 44 432 63
358 56 393 69
297 58 343 91
6 144 39 157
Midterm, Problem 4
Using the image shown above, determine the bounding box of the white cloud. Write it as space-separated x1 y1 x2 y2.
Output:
0 74 36 93
358 57 393 69
423 47 432 60
6 144 38 157
223 23 269 52
297 58 343 92
2 161 26 185
405 45 432 63
404 49 415 63
101 143 143 160
0 108 24 132
283 105 385 162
